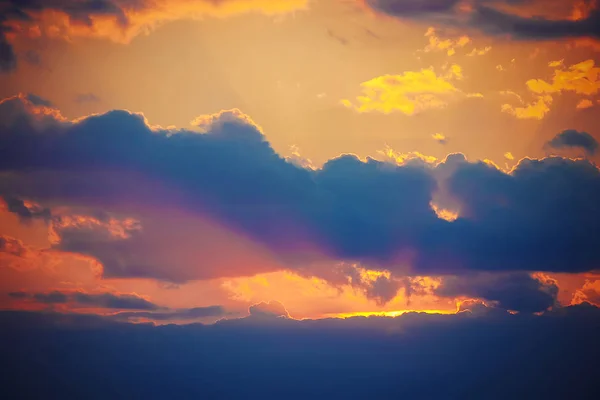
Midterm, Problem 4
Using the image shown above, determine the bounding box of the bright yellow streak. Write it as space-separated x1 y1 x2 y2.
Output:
321 309 456 319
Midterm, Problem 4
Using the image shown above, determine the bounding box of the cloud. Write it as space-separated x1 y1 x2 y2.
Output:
503 59 600 119
74 93 100 104
1 304 600 398
111 305 226 321
341 68 461 115
24 93 52 107
1 196 51 222
248 300 290 318
546 129 599 155
7 291 28 299
21 50 42 67
501 95 552 120
435 272 558 313
2 95 600 285
362 0 600 41
466 46 491 56
572 280 600 306
422 27 470 56
432 132 447 144
527 60 600 96
0 0 308 72
576 99 594 109
10 290 160 310
33 291 69 304
72 291 159 310
0 234 60 271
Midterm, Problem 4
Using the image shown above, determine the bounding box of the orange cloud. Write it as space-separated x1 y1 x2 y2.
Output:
548 59 564 68
423 27 471 56
572 280 600 306
5 0 308 45
576 99 594 109
342 68 463 115
466 46 492 57
221 270 455 319
430 204 458 222
0 235 61 272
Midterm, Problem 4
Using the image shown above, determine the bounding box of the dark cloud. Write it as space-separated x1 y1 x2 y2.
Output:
435 272 558 313
24 93 52 107
2 195 51 222
0 32 16 72
21 50 42 67
364 275 402 305
112 305 226 321
74 93 101 103
1 95 600 286
0 0 137 72
248 300 290 318
11 290 160 310
364 0 600 40
365 0 461 18
72 292 159 310
546 129 599 156
415 156 600 274
1 305 599 399
7 291 28 299
33 291 68 304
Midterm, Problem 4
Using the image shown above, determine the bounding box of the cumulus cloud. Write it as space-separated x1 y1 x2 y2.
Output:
248 300 290 318
546 129 599 156
1 95 600 287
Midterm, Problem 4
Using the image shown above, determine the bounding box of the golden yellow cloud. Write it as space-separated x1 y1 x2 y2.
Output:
432 132 447 143
342 68 461 115
503 59 598 120
528 60 600 96
501 95 553 120
548 59 564 68
466 46 492 57
379 147 438 165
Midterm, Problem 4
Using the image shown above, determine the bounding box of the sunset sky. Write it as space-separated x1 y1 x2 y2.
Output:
1 0 600 323
2 1 600 398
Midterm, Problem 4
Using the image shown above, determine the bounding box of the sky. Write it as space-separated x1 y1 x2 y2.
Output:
1 0 600 397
